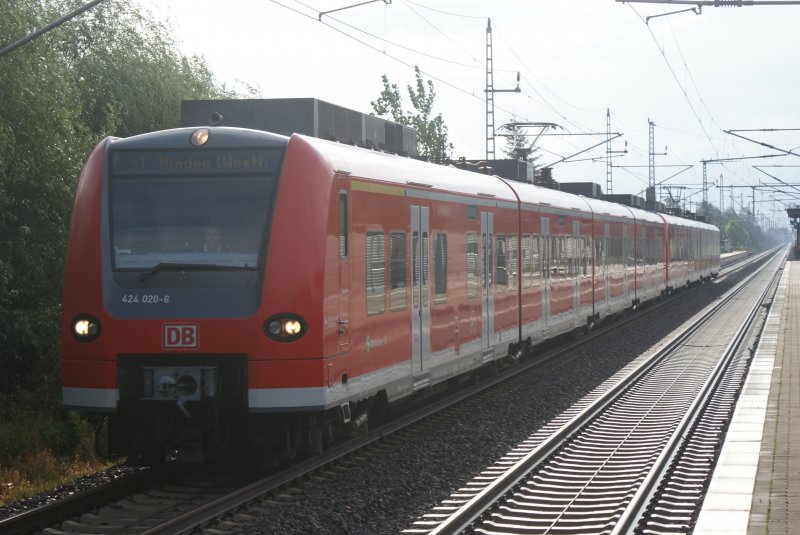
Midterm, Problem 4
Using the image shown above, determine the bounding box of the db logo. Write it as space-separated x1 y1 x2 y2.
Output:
163 324 198 350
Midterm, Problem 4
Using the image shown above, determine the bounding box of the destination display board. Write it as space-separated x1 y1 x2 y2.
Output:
111 149 283 176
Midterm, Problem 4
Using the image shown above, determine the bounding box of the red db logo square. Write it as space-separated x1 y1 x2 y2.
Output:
163 324 198 350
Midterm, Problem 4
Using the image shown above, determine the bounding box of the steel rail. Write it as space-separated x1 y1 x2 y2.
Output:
0 468 157 535
613 250 785 533
423 249 780 535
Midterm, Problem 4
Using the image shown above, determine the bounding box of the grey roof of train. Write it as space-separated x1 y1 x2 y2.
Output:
301 134 718 229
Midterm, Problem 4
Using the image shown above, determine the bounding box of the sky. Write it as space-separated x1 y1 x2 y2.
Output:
135 0 800 228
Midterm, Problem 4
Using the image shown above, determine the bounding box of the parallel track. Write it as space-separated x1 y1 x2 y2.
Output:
404 250 783 534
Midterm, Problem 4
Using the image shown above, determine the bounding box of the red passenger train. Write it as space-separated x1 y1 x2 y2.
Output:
61 126 720 462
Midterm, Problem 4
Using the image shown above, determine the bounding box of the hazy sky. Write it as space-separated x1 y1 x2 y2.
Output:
136 0 800 226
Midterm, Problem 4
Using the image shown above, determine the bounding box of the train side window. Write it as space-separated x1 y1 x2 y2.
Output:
466 233 478 298
595 237 604 275
366 231 385 316
339 192 348 259
532 234 540 285
433 233 447 303
482 233 494 290
412 231 419 309
556 236 564 280
508 234 517 291
496 234 507 292
422 232 429 308
564 236 570 280
522 234 532 288
583 236 590 276
566 236 575 278
488 233 494 290
389 231 407 311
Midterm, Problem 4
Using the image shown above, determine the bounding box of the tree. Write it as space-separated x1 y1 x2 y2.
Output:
371 66 453 162
0 0 232 393
499 122 540 164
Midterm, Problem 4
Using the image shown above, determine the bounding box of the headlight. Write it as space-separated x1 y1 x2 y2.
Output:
71 314 101 342
264 314 307 342
190 128 210 146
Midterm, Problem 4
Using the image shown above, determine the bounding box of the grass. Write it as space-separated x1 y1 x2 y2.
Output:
0 386 115 507
0 448 114 507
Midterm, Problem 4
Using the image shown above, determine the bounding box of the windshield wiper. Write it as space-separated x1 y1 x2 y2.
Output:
139 262 247 282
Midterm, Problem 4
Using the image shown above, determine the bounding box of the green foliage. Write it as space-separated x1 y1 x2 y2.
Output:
0 1 89 391
0 0 232 468
702 203 789 251
370 66 453 162
724 219 751 249
500 122 540 163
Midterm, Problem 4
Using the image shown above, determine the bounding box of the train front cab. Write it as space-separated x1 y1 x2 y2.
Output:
61 127 305 461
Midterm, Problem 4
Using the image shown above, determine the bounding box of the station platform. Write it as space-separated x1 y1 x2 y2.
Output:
694 258 799 534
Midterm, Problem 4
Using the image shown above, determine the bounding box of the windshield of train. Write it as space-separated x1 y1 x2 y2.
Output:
108 148 283 271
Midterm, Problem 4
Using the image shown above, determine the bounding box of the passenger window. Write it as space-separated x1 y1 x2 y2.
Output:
508 234 517 291
422 232 429 307
466 233 478 298
412 231 419 308
532 234 540 285
389 232 407 311
583 237 591 275
482 233 494 291
556 237 564 280
366 231 385 315
566 236 575 278
433 233 447 303
496 234 507 292
522 234 532 288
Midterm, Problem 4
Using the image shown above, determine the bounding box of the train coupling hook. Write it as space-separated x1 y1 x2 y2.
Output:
176 398 192 419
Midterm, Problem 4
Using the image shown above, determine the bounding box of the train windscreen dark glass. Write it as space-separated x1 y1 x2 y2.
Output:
109 149 281 270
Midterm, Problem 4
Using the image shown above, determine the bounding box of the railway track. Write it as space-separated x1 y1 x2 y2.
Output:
0 251 767 535
404 250 784 534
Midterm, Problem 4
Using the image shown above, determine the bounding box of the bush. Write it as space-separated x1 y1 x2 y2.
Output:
0 1 235 502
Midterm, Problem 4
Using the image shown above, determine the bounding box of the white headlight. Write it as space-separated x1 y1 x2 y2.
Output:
263 314 306 341
71 315 101 342
74 320 91 336
284 319 302 335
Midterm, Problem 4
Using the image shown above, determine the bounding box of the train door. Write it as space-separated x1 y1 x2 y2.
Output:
541 217 550 333
480 212 494 356
338 191 350 353
411 206 431 375
572 221 580 324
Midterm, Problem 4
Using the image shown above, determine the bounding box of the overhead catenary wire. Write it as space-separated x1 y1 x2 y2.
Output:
628 5 719 158
284 0 632 169
268 0 788 204
272 0 492 106
0 0 109 58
